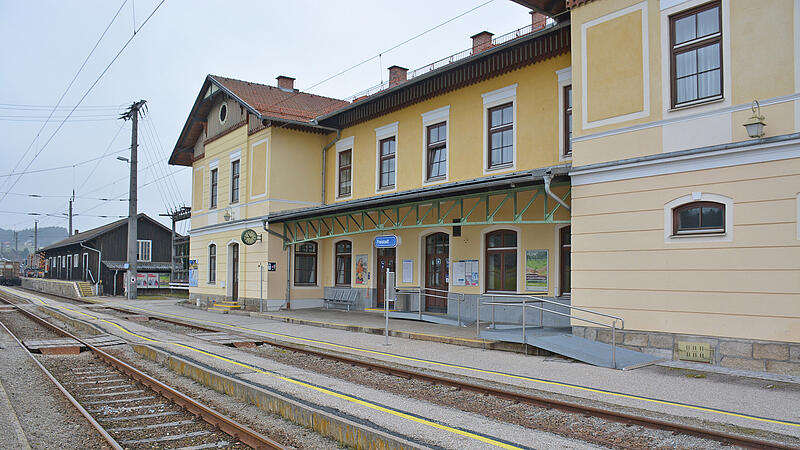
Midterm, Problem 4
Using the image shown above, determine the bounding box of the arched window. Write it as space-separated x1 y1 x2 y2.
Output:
208 244 216 283
673 201 725 235
294 242 317 286
485 229 517 292
335 240 352 286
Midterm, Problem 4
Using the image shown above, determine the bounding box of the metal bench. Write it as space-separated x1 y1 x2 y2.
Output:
323 288 359 311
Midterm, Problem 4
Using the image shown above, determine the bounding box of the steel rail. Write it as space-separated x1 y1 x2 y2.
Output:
8 289 797 449
0 294 285 450
0 313 123 450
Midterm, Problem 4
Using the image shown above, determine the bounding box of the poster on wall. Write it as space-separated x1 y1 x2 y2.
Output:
354 254 368 285
525 250 549 291
188 259 198 287
158 273 170 287
453 261 466 286
136 273 146 288
464 260 479 286
402 259 413 284
147 273 158 288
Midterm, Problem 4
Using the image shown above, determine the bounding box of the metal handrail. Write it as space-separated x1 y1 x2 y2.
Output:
394 287 466 326
477 293 624 368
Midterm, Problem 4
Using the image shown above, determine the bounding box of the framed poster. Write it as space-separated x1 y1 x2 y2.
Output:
354 254 368 285
188 259 198 287
525 250 548 291
158 273 170 287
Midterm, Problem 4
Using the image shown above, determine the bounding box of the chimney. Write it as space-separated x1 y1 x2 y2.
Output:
471 31 494 54
276 75 295 91
388 65 408 87
530 11 547 31
74 229 79 235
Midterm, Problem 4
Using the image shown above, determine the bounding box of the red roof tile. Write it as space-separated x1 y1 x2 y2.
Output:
209 75 349 122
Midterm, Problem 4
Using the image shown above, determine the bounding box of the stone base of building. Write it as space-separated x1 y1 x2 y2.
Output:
573 326 800 376
22 277 82 299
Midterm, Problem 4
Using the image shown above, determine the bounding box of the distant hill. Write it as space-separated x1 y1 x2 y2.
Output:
0 226 67 251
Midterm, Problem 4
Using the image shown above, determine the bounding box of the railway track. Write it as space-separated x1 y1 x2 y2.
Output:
0 299 284 450
4 287 799 449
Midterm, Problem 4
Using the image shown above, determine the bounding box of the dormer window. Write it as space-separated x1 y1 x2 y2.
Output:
219 103 227 124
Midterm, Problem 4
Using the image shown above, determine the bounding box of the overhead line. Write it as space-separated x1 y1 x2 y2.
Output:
0 0 129 196
0 0 167 205
0 147 130 178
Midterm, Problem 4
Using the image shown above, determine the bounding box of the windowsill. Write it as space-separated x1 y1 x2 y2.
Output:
377 186 396 192
334 284 352 288
336 194 352 200
670 231 726 238
293 284 320 288
208 282 216 285
669 96 724 112
484 290 516 294
230 201 239 205
425 176 446 183
487 163 513 172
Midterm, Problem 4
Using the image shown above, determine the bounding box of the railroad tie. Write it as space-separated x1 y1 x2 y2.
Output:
105 419 196 433
85 396 156 405
118 430 212 445
98 411 182 422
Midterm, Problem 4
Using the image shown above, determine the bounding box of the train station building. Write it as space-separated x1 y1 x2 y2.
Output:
170 0 800 373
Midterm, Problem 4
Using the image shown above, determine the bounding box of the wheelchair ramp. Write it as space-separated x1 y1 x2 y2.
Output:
387 311 464 327
480 326 664 369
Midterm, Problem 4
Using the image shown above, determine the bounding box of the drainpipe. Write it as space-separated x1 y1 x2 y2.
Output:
320 129 341 205
262 220 292 310
79 241 101 294
543 171 571 212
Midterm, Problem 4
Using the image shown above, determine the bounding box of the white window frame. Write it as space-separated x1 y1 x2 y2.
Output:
60 255 64 268
229 150 241 205
556 67 572 161
219 101 228 125
137 239 152 262
83 253 89 279
660 0 731 118
482 84 517 174
335 136 355 200
73 253 79 267
664 192 733 243
421 105 450 186
209 159 219 210
208 241 217 284
375 122 399 193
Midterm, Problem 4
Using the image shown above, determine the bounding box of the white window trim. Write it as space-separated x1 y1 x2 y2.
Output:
219 102 228 125
664 192 733 243
482 84 518 174
292 241 320 288
556 67 572 162
479 225 522 294
249 138 268 199
660 0 731 118
137 239 153 262
375 122 399 193
73 253 79 268
207 241 217 284
336 136 355 200
796 192 800 240
209 160 219 210
229 150 242 204
421 105 450 186
331 238 353 287
553 224 570 297
580 1 650 129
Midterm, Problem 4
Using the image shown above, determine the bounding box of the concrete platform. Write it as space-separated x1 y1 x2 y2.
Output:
4 287 800 442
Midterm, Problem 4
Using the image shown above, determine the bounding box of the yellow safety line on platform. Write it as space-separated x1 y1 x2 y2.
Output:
115 300 800 429
5 287 798 430
0 287 523 450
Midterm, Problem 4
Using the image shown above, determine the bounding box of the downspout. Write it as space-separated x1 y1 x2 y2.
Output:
320 129 341 205
79 241 101 294
543 171 571 212
262 220 292 310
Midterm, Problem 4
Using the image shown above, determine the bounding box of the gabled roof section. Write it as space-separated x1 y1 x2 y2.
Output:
169 75 347 167
510 0 567 17
41 214 176 252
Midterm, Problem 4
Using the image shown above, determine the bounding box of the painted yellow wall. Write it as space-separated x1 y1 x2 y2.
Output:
571 157 800 342
323 53 571 204
268 128 327 213
585 10 644 122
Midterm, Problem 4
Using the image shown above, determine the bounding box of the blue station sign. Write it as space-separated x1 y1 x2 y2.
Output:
374 235 398 248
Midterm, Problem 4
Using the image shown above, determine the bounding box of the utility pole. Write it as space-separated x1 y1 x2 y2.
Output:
121 100 147 300
34 220 38 253
14 231 18 252
68 190 74 236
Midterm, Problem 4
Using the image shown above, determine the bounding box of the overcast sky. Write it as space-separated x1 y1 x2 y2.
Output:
0 0 531 234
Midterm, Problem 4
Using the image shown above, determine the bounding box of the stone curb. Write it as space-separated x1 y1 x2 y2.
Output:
131 343 425 450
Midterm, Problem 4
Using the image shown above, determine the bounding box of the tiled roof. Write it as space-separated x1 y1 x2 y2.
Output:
209 75 348 122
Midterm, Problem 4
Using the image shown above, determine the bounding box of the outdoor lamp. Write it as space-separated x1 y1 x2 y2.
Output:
743 100 766 138
223 209 232 222
116 156 130 162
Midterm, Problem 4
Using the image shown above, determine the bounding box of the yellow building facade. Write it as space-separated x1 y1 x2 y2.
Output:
560 0 800 372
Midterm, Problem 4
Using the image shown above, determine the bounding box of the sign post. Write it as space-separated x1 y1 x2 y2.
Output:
383 268 396 346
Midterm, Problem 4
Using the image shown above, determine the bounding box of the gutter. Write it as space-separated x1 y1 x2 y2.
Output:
543 170 570 212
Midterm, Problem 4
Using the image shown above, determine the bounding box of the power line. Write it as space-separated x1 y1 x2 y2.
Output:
0 210 126 219
0 192 127 201
0 0 167 206
0 103 126 110
76 121 127 194
0 147 130 178
0 0 128 196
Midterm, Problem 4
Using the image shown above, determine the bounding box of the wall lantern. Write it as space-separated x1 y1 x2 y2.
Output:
223 208 232 222
743 100 766 138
